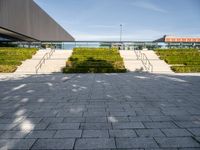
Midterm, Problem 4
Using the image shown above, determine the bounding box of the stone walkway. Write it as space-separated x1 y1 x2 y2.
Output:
0 73 200 149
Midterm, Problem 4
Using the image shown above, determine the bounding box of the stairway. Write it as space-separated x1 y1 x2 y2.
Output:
15 50 48 74
120 50 173 74
141 50 173 74
39 50 72 73
119 51 145 72
15 50 72 74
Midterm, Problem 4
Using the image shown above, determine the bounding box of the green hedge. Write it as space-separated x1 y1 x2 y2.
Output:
0 65 17 73
63 48 126 73
0 47 37 73
155 48 200 73
171 66 200 73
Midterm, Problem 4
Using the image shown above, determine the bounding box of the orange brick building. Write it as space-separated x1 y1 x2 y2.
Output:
165 36 200 43
154 35 200 48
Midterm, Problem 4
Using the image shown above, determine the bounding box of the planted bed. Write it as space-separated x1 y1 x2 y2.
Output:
156 48 200 73
0 47 37 73
63 48 126 73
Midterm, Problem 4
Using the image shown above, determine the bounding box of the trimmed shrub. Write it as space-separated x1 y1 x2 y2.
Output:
0 47 38 73
171 66 200 73
155 48 200 73
0 65 17 73
63 48 126 73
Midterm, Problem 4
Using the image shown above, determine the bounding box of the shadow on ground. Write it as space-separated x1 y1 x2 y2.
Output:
64 57 126 73
0 72 200 149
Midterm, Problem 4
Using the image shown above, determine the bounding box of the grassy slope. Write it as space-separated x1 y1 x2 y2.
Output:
0 47 37 73
155 48 200 73
63 48 126 73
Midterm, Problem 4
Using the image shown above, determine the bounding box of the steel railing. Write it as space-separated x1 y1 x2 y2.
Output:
134 49 153 72
35 49 55 74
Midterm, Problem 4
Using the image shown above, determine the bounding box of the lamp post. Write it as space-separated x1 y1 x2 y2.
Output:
120 24 122 42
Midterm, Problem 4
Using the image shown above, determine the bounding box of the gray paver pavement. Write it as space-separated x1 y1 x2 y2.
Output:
0 72 200 149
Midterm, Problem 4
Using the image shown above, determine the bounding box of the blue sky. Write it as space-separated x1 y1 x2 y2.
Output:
35 0 200 41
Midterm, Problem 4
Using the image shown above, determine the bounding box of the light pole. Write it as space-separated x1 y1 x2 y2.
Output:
120 24 122 42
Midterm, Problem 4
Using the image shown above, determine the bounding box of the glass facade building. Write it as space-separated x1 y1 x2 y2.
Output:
40 41 159 50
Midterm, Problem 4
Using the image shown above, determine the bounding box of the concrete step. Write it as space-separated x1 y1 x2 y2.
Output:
15 50 72 74
120 51 146 72
120 50 173 73
141 50 173 73
37 50 72 74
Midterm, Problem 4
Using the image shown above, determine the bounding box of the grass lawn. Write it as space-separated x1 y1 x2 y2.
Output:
63 48 126 73
0 47 38 73
155 48 200 73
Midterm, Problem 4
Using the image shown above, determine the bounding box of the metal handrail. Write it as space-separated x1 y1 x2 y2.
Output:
141 53 153 72
35 49 55 74
134 49 153 72
49 49 55 58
